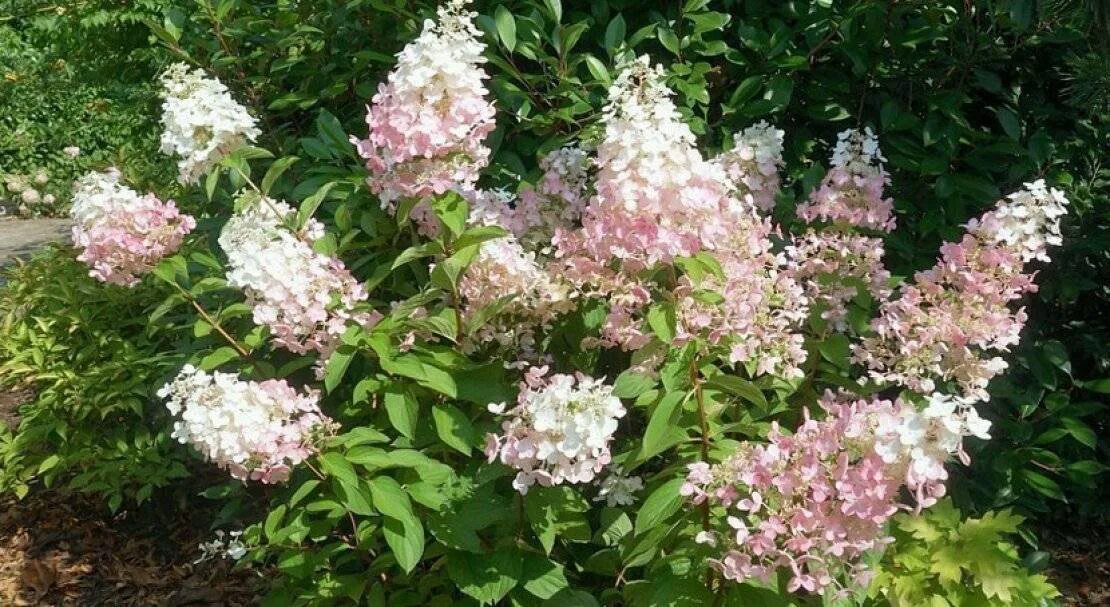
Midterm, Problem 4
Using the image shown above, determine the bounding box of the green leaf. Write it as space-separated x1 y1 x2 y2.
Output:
604 15 626 54
431 191 469 237
657 26 680 55
383 387 419 439
995 107 1022 140
584 54 611 84
525 486 591 553
818 334 851 369
640 392 686 460
199 346 239 370
454 225 508 251
297 181 337 229
1061 417 1096 448
495 6 517 52
448 549 521 605
432 403 475 455
705 375 768 409
324 345 355 393
320 452 358 487
612 370 656 399
261 156 300 193
543 0 561 23
522 554 569 599
383 514 425 573
634 477 684 534
646 303 676 343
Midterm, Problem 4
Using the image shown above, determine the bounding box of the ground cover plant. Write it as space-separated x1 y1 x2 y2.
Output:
1 0 1107 605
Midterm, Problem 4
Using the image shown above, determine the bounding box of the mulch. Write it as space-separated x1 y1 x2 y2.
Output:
0 489 263 606
1041 520 1110 606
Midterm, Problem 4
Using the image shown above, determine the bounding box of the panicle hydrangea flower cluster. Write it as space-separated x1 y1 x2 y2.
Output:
70 168 195 286
856 180 1069 399
471 146 592 251
219 199 379 373
456 233 575 355
785 231 892 331
682 390 991 595
352 0 495 225
159 365 335 484
559 56 737 269
485 366 626 493
195 530 247 564
673 219 810 379
553 57 807 378
796 128 895 232
159 63 260 184
594 469 644 507
713 120 785 211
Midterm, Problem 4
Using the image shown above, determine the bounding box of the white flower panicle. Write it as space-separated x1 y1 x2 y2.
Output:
966 179 1069 263
485 367 626 493
159 63 260 184
715 121 786 211
457 233 575 355
195 530 247 564
159 365 335 484
875 392 992 508
595 469 644 507
219 198 378 373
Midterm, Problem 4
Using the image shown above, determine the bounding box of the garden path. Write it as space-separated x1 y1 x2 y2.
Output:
0 218 70 265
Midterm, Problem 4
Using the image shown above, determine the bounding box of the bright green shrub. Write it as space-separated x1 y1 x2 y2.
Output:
870 500 1059 606
0 247 190 509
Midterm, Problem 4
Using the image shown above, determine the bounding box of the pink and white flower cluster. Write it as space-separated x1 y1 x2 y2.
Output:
457 233 574 355
553 57 808 378
683 390 991 594
159 63 260 184
70 168 195 286
796 128 895 231
352 0 495 222
713 120 785 212
159 365 334 484
219 198 378 372
485 367 626 493
470 146 592 251
856 180 1069 399
786 231 892 331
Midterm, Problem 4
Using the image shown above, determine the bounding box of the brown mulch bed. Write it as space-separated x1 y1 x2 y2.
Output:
0 490 263 606
0 387 33 430
1042 520 1110 606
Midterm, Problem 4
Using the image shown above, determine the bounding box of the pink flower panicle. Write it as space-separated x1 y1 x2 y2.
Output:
352 0 495 229
785 231 892 331
855 180 1069 399
219 198 379 375
552 58 808 378
682 390 991 595
485 367 626 494
796 128 895 232
70 169 195 287
713 121 785 211
159 365 335 484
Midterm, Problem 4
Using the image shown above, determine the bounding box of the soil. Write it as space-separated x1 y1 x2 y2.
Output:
0 489 263 606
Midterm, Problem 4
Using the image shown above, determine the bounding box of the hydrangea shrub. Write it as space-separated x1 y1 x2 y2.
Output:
50 0 1074 604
